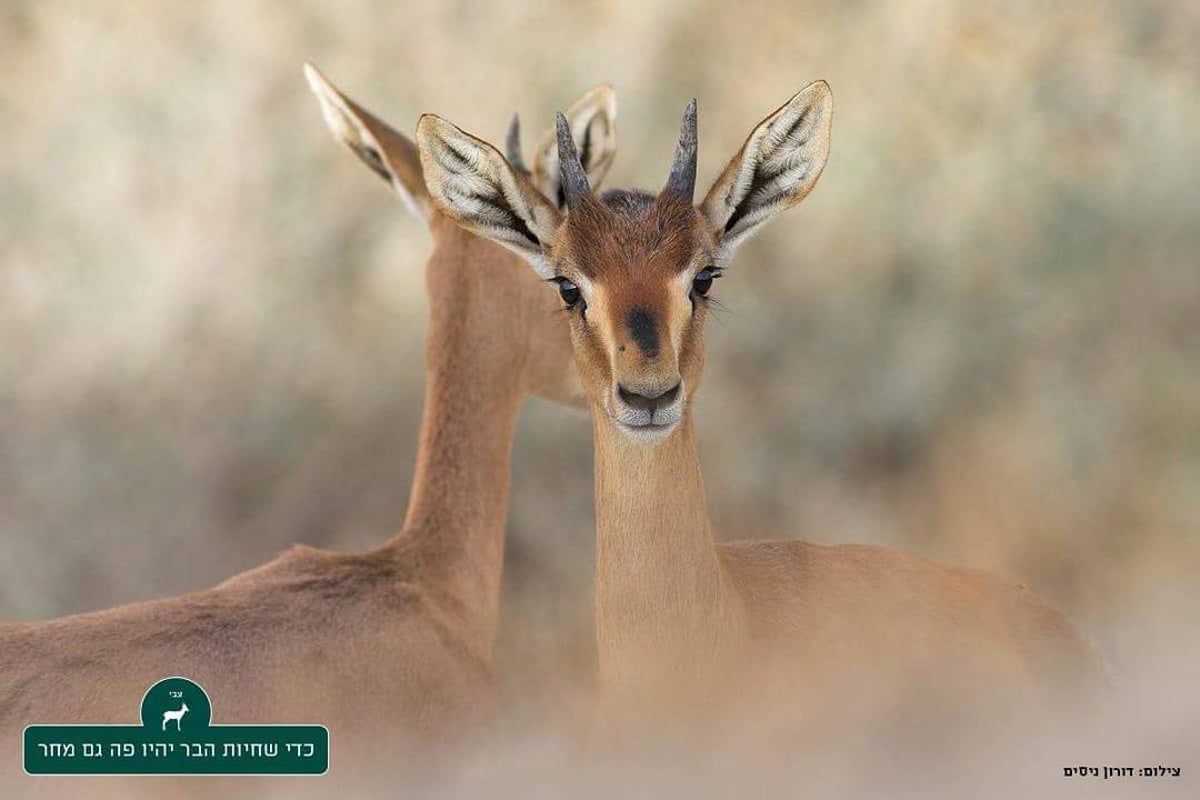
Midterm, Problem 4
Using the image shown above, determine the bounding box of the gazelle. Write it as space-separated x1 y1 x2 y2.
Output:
0 67 617 779
161 702 189 732
417 81 1101 732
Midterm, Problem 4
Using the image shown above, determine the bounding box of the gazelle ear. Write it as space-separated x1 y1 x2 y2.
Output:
304 63 431 221
700 81 832 263
417 114 563 277
531 84 617 208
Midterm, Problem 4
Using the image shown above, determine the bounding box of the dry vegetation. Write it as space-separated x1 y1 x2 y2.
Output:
1 0 1198 795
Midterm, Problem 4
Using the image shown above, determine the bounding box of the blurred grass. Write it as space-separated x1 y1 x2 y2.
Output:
1 0 1198 711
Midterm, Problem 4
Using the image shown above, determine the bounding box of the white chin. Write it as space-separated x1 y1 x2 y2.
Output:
614 419 678 444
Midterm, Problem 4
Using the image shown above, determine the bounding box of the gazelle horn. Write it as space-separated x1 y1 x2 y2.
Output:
505 113 529 175
664 98 698 201
555 111 592 210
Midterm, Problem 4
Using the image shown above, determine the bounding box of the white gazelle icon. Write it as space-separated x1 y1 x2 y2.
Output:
161 702 189 732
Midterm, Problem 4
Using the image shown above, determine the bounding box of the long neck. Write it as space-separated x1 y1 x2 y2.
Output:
592 410 733 698
384 221 525 658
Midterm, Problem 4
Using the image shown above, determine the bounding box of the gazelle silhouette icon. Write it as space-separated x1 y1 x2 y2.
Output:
161 702 189 732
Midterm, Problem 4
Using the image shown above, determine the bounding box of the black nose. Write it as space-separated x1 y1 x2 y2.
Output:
617 382 681 413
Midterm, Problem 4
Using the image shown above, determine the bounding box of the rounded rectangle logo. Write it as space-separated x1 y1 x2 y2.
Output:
23 677 329 776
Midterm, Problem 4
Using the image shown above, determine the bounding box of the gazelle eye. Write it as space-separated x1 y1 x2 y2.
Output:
692 268 717 298
555 278 582 308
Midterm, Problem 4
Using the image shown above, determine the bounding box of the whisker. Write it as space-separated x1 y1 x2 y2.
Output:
705 296 732 322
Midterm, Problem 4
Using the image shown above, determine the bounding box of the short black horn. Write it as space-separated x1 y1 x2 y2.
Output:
556 111 592 210
664 98 698 200
506 113 529 176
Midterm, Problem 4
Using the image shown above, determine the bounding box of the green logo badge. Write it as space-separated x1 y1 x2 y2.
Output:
23 677 328 775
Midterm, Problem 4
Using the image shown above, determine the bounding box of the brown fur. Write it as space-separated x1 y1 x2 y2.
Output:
0 89 587 788
567 172 1102 741
564 190 702 279
418 84 1103 741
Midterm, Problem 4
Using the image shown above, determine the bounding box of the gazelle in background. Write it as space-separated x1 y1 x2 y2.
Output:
0 67 616 781
418 81 1101 734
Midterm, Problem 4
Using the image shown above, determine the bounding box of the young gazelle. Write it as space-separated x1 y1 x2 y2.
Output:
417 82 1101 730
0 68 616 776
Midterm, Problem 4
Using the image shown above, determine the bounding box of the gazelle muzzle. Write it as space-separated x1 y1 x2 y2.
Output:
609 378 685 441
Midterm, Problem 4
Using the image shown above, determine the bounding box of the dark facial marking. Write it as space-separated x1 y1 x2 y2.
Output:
627 308 659 358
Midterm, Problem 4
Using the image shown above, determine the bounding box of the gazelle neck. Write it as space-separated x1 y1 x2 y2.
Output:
591 408 736 698
383 217 525 659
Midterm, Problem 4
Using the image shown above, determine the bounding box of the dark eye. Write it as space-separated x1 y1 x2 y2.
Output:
692 268 717 298
556 278 582 308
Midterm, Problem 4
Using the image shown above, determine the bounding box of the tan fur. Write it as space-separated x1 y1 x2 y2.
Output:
590 416 1100 732
419 82 1103 739
0 75 608 784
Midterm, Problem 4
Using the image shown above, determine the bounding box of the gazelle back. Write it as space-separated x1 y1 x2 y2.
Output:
417 81 1101 736
0 69 618 787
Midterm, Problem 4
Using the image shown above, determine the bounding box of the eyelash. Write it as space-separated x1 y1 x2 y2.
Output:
691 267 723 303
548 267 719 318
550 276 587 319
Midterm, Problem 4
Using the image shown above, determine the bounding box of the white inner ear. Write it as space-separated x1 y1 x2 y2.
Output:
743 101 823 207
710 84 832 259
304 65 424 220
305 66 363 147
533 86 617 203
424 123 559 278
581 114 616 184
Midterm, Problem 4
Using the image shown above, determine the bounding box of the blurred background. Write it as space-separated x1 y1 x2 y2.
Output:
2 0 1198 734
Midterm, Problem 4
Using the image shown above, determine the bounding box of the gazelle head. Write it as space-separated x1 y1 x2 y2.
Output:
304 64 617 405
417 82 832 442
